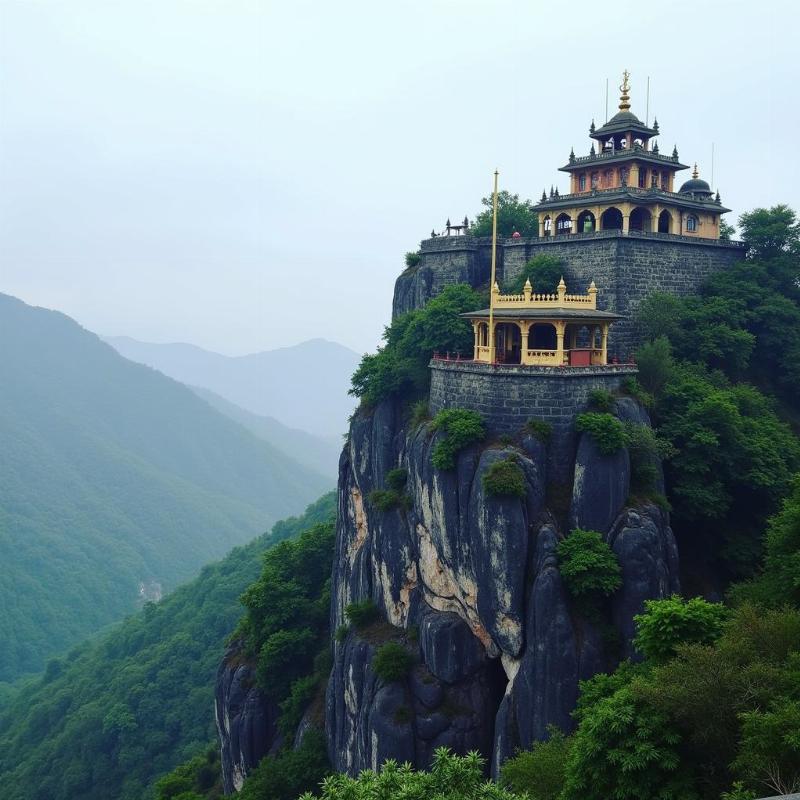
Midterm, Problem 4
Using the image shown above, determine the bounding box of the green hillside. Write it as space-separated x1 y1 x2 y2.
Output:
0 293 330 681
0 492 336 800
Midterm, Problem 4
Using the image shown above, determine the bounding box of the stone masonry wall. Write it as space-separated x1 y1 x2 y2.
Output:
394 231 745 355
429 360 638 483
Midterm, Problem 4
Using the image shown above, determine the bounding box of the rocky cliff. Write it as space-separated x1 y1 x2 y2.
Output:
324 394 679 776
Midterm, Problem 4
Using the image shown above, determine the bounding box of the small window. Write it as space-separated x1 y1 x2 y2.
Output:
661 173 668 190
638 168 647 188
687 214 698 232
651 172 659 188
619 167 629 186
579 174 587 191
591 172 599 189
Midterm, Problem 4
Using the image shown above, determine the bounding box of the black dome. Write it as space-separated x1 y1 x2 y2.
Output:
679 177 713 196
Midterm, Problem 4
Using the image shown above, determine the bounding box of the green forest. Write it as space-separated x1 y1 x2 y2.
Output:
0 294 330 681
0 493 336 800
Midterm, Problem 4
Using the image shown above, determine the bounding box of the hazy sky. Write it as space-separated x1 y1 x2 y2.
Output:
1 0 797 355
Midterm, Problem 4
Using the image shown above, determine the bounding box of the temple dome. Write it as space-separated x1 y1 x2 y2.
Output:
679 165 713 198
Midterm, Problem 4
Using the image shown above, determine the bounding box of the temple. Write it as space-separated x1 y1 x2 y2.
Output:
464 277 620 366
536 71 729 239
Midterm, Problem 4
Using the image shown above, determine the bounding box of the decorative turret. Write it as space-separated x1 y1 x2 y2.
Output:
535 70 730 240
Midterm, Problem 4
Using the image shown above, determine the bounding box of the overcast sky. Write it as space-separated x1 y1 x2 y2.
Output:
1 0 797 355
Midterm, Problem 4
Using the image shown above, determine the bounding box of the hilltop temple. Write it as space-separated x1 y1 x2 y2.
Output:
537 70 728 239
394 71 745 360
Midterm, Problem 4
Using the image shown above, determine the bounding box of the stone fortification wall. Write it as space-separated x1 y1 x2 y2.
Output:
503 232 745 356
392 236 499 319
429 359 638 482
393 231 745 355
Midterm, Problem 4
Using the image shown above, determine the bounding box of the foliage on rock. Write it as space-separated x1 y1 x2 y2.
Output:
372 642 413 683
508 254 564 294
499 727 570 799
574 412 626 455
344 599 380 630
430 408 486 470
482 458 526 498
556 529 622 598
350 284 483 406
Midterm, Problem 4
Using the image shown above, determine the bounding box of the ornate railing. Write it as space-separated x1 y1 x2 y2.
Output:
492 279 597 309
567 146 680 167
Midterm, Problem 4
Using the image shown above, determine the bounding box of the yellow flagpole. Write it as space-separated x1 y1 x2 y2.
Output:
488 169 499 364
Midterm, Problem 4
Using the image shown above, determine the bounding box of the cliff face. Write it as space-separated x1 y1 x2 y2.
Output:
215 643 279 793
325 395 679 776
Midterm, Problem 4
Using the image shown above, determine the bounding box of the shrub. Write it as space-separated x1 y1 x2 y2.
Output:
635 335 674 396
372 642 413 683
482 459 527 498
621 376 654 408
367 488 410 512
509 254 564 293
404 251 422 268
278 674 318 737
409 399 430 427
345 599 379 630
430 408 485 470
575 412 626 455
623 422 674 493
526 418 552 443
556 529 622 598
588 388 615 412
470 190 539 238
500 727 571 799
385 468 408 491
634 596 728 662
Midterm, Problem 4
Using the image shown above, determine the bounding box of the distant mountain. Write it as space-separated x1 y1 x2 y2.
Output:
105 336 360 438
0 493 336 800
191 386 342 478
0 293 330 681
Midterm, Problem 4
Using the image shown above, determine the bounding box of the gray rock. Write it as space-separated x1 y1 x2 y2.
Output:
419 610 487 684
569 432 630 534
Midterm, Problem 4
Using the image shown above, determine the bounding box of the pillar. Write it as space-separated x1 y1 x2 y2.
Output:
472 321 480 360
555 320 566 365
519 321 531 364
601 324 609 365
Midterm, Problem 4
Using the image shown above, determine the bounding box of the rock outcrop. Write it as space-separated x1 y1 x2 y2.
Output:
326 395 680 777
215 642 279 794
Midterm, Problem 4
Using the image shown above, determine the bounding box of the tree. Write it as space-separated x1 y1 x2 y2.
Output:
739 204 800 264
499 727 570 799
470 191 538 238
507 254 565 294
298 749 526 800
556 529 621 598
634 596 727 662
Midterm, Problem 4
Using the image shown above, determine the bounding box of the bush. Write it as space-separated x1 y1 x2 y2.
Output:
404 251 422 268
509 254 564 293
431 408 485 470
470 190 539 238
526 418 552 443
482 459 526 498
635 335 674 396
367 488 409 512
372 642 413 683
623 422 674 493
575 412 626 455
385 468 408 491
621 376 654 408
334 625 349 643
350 285 483 406
278 674 318 737
588 388 615 412
345 599 380 630
556 529 622 598
634 596 728 662
500 727 570 799
298 748 526 799
409 399 430 427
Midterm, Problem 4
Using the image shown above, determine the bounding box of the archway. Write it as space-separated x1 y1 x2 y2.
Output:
495 323 521 364
686 214 699 233
629 207 652 231
543 215 552 236
528 323 557 351
658 209 672 233
576 210 596 233
555 213 572 236
600 207 623 230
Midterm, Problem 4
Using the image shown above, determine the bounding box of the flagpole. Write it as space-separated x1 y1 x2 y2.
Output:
488 169 499 364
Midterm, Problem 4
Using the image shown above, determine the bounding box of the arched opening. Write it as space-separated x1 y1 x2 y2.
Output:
555 213 572 236
629 207 652 231
576 210 596 233
528 323 557 351
566 324 600 366
600 207 623 230
658 209 672 233
543 215 552 236
478 322 488 347
686 214 699 233
495 323 521 364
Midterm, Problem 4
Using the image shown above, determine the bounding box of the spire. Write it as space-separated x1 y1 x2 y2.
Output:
653 117 659 133
692 163 699 179
589 119 596 134
672 144 679 159
590 144 595 156
715 190 721 204
569 147 576 163
541 189 547 202
618 69 631 112
652 141 659 154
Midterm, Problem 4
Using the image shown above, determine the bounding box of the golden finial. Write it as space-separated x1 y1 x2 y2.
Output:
692 163 699 179
619 69 631 111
